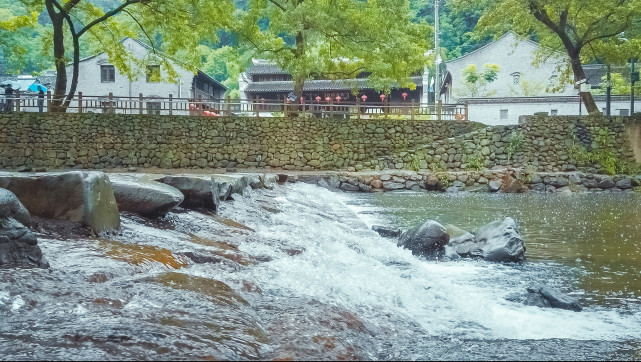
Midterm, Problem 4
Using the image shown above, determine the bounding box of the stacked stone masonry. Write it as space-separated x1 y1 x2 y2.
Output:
0 113 480 171
0 113 639 173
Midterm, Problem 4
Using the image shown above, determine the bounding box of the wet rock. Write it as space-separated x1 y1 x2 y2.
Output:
398 219 449 258
507 285 582 312
447 231 480 258
446 181 465 193
0 171 120 234
158 176 220 212
615 178 633 189
530 183 546 193
488 179 502 192
340 183 360 192
549 176 569 188
0 188 31 226
372 225 402 238
0 190 48 268
473 217 526 262
383 181 406 191
111 178 184 216
212 175 250 198
501 175 523 193
598 178 615 189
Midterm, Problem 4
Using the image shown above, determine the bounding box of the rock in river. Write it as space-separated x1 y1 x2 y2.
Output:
111 177 184 216
372 225 402 238
448 217 526 262
506 285 582 312
0 171 120 234
158 176 220 212
0 188 48 268
398 219 449 258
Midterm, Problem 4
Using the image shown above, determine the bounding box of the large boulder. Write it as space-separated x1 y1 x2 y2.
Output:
448 217 526 262
372 225 402 238
0 189 48 268
211 175 250 201
111 177 184 216
473 217 526 262
506 285 582 311
157 176 220 212
0 188 31 227
398 219 449 258
0 171 120 234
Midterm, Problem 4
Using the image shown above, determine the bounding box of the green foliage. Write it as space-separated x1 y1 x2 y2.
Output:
506 130 525 162
594 73 641 96
408 154 422 172
457 63 500 97
509 77 547 97
429 161 447 173
236 0 432 96
568 127 638 175
466 151 486 171
450 0 641 113
518 164 538 184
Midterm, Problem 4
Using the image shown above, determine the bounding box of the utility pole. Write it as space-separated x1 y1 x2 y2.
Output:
606 64 611 116
434 0 440 104
631 58 637 115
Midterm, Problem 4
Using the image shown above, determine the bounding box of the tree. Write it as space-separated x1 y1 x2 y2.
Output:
0 1 41 73
450 0 641 114
455 63 499 97
594 72 641 95
236 0 432 98
15 0 235 112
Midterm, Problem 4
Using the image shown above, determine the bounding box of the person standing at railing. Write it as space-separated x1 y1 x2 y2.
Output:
37 86 45 113
4 84 13 113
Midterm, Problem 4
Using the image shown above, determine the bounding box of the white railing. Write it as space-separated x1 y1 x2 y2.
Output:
0 91 469 121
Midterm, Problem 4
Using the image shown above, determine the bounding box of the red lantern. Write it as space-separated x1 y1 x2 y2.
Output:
402 92 408 101
380 94 386 101
325 96 331 102
361 94 367 102
315 96 321 102
335 95 341 102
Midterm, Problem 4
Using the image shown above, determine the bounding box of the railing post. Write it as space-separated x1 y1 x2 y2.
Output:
464 102 469 121
15 90 20 112
168 94 173 115
78 92 83 114
356 98 361 120
109 92 114 114
46 91 51 113
139 93 143 114
384 98 389 115
283 99 288 117
330 99 334 118
225 95 231 116
198 95 203 116
411 99 415 121
437 100 442 121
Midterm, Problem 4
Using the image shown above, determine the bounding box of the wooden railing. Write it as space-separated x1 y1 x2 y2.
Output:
0 91 469 121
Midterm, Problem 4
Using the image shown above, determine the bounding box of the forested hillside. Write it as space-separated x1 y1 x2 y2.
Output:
0 0 488 96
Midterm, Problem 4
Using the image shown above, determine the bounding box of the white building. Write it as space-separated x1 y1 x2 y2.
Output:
67 37 226 114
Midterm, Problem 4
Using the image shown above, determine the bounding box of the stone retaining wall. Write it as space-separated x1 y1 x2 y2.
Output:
0 113 481 171
382 115 641 173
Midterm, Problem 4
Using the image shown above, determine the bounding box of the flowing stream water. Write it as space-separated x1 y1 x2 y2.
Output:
1 183 640 360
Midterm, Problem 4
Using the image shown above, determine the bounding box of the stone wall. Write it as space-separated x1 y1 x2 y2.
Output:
0 113 481 171
382 115 641 173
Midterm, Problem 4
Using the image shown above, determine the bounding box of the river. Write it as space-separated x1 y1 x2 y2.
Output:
1 183 640 360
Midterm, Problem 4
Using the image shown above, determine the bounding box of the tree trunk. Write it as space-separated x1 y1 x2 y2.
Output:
293 31 305 99
64 34 81 109
569 53 599 114
293 77 305 100
46 1 68 113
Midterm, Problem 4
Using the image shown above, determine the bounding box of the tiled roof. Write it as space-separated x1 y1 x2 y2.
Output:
245 76 424 93
459 95 641 104
246 62 289 75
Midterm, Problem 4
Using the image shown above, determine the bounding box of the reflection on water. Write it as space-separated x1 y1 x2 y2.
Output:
0 184 640 360
350 192 641 308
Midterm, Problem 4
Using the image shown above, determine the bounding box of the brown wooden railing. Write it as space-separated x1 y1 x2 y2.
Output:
0 91 469 121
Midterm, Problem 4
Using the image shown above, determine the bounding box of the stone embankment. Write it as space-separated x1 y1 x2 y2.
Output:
286 169 641 194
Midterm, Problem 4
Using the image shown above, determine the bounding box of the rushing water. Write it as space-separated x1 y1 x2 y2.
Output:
1 183 640 360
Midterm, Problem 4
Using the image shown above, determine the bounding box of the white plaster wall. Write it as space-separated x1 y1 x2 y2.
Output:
446 32 575 101
469 99 641 126
66 38 195 100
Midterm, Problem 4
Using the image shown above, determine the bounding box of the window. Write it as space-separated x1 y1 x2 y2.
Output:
101 65 115 83
551 109 558 115
500 109 508 120
147 102 161 115
619 109 629 116
512 72 521 85
146 65 161 82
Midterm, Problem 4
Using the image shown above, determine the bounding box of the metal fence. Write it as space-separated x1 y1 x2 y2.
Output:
0 91 469 121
